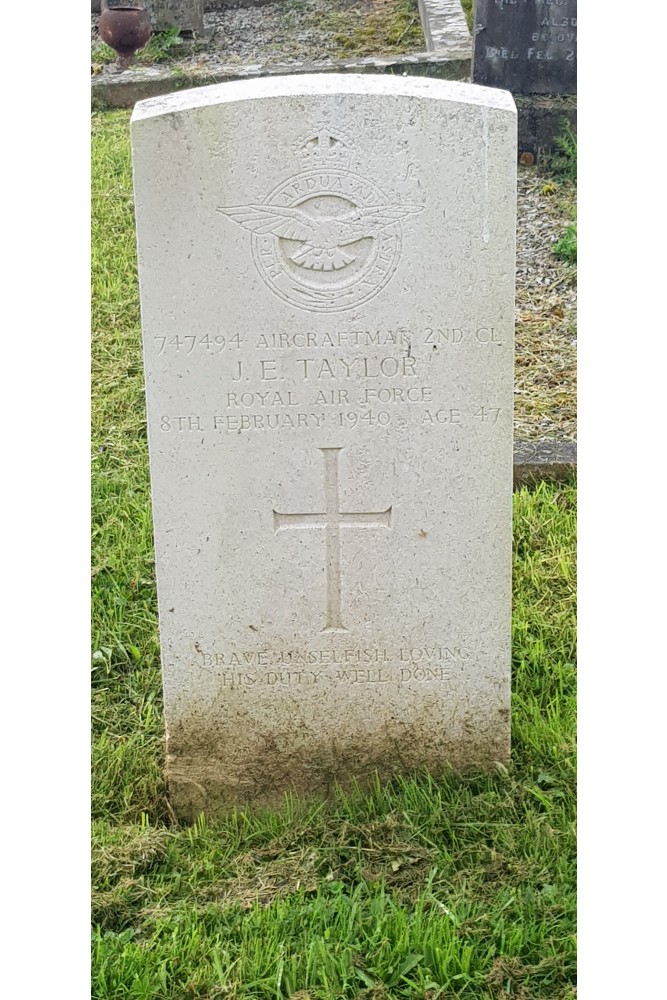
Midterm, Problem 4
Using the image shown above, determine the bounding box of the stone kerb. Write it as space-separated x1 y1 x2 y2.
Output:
418 0 471 58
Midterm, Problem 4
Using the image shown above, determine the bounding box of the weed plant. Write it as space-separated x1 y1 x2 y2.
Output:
553 223 576 264
460 0 474 31
546 122 577 265
546 121 577 184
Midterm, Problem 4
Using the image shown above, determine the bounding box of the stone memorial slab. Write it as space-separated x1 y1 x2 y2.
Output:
131 75 516 817
148 0 204 34
473 0 577 95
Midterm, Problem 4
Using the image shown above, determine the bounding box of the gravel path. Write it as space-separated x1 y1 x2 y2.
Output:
515 169 576 441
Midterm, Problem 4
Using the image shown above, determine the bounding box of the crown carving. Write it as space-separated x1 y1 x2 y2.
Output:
295 129 354 169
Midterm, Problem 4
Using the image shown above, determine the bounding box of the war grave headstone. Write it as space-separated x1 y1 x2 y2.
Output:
473 0 577 157
131 74 517 817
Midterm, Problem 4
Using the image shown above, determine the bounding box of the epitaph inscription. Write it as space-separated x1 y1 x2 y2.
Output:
473 0 577 94
131 75 516 815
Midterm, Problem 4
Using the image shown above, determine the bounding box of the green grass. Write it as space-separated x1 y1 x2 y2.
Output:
92 111 576 999
545 122 577 184
553 222 576 264
545 122 577 265
275 0 424 59
327 0 424 58
92 26 183 67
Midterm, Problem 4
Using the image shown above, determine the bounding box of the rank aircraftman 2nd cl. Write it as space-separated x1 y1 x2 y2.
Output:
218 129 423 313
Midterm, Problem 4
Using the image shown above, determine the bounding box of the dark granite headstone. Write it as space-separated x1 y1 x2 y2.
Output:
473 0 577 95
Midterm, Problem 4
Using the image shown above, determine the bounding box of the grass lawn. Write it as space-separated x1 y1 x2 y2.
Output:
92 112 576 999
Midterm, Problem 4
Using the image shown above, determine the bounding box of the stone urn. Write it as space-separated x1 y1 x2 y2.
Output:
99 2 152 70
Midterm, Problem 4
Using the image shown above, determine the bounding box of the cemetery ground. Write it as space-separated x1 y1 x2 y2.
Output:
92 111 576 998
92 1 427 72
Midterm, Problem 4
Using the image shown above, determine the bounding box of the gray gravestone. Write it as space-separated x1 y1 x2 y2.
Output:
148 0 204 33
131 75 516 817
473 0 577 95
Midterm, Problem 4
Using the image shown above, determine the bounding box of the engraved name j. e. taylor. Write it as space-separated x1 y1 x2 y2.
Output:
219 129 423 314
225 355 418 382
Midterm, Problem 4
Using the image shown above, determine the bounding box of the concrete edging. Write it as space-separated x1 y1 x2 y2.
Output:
513 441 576 488
418 0 471 57
92 53 472 109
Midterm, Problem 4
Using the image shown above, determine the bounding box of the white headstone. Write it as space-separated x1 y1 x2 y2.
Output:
131 75 516 817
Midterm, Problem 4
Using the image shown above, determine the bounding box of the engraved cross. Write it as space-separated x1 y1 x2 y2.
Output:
273 447 392 632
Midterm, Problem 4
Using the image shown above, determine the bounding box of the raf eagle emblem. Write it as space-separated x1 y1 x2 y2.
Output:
218 202 423 273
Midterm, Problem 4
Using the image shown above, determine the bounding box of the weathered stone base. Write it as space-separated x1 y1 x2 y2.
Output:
516 95 577 160
167 715 510 819
513 440 577 487
92 52 471 109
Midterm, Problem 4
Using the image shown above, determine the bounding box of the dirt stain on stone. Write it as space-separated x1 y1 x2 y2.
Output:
166 705 510 820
